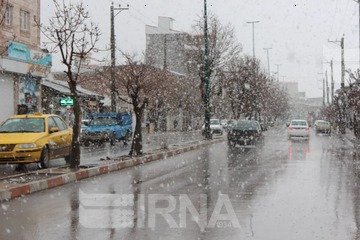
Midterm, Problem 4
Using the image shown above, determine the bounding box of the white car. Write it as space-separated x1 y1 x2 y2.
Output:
288 119 310 140
220 119 228 128
202 119 223 135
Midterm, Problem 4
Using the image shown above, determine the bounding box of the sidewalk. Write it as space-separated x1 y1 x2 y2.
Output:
333 128 359 147
0 131 225 202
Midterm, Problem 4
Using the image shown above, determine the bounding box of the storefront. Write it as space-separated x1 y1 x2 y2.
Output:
0 41 52 121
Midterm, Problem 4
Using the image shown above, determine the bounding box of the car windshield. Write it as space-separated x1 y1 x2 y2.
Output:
234 121 259 130
210 119 220 125
0 118 45 133
317 121 330 125
291 121 307 126
90 118 117 126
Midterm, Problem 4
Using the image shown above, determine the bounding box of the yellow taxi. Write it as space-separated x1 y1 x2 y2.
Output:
0 113 73 168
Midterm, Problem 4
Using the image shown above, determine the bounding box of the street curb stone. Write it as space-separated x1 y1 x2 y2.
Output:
0 137 225 201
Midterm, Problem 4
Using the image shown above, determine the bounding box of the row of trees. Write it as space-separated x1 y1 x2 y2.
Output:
324 69 360 138
35 0 290 169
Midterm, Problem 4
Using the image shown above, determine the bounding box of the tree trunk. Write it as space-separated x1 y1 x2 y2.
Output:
354 113 360 139
70 96 81 170
129 107 143 156
68 80 81 170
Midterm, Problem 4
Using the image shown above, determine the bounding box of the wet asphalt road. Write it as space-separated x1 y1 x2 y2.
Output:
1 127 360 240
0 131 203 176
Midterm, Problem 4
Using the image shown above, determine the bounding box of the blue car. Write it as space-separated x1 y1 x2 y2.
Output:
80 112 132 146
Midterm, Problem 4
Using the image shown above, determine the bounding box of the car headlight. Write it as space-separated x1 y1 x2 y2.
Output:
19 143 37 149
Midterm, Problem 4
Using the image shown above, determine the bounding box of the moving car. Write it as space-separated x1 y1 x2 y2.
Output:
0 113 72 168
288 119 310 140
227 120 264 148
202 118 223 135
314 120 331 135
80 112 133 146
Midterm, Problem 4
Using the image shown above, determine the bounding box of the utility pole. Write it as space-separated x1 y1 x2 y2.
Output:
163 34 167 70
263 47 272 77
281 75 286 81
323 77 326 107
204 0 211 140
328 36 345 88
328 37 346 133
247 21 260 58
110 2 129 112
326 70 330 104
356 0 360 68
341 36 345 88
318 72 325 107
331 59 334 102
275 64 281 82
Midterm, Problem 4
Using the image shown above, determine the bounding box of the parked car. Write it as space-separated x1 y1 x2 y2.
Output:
202 118 223 135
314 120 331 135
80 112 132 146
220 119 228 129
287 119 310 140
286 121 291 127
227 120 264 148
0 113 72 168
80 119 90 134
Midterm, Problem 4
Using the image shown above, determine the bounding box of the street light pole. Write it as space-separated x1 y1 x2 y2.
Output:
204 0 211 139
247 21 260 59
275 64 281 82
110 2 129 112
328 37 345 89
264 47 272 77
356 0 360 68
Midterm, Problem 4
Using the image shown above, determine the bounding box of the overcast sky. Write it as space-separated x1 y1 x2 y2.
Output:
41 0 360 98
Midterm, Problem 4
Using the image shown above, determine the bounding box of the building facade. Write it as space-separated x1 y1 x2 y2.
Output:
145 17 188 75
0 0 51 122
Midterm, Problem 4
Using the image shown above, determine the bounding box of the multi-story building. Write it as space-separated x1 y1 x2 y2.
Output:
0 0 51 121
145 16 188 75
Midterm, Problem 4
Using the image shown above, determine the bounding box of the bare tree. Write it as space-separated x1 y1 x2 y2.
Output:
186 14 242 105
111 54 168 156
35 0 101 169
223 55 289 121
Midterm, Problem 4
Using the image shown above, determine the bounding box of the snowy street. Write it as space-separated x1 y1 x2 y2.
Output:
1 127 359 240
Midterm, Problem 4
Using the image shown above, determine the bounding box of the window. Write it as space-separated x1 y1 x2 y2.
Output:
4 5 13 26
48 117 57 132
53 117 68 131
0 118 45 133
20 10 29 31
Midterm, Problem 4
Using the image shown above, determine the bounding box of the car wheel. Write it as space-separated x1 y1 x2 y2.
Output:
39 146 50 169
15 164 27 172
64 147 71 164
124 131 132 145
84 141 90 147
110 133 116 146
127 131 131 141
64 155 71 164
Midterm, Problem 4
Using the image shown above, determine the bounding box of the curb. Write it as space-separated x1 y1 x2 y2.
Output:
332 129 357 147
0 138 225 202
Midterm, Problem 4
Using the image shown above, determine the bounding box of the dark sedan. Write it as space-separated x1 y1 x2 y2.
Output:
227 120 264 148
